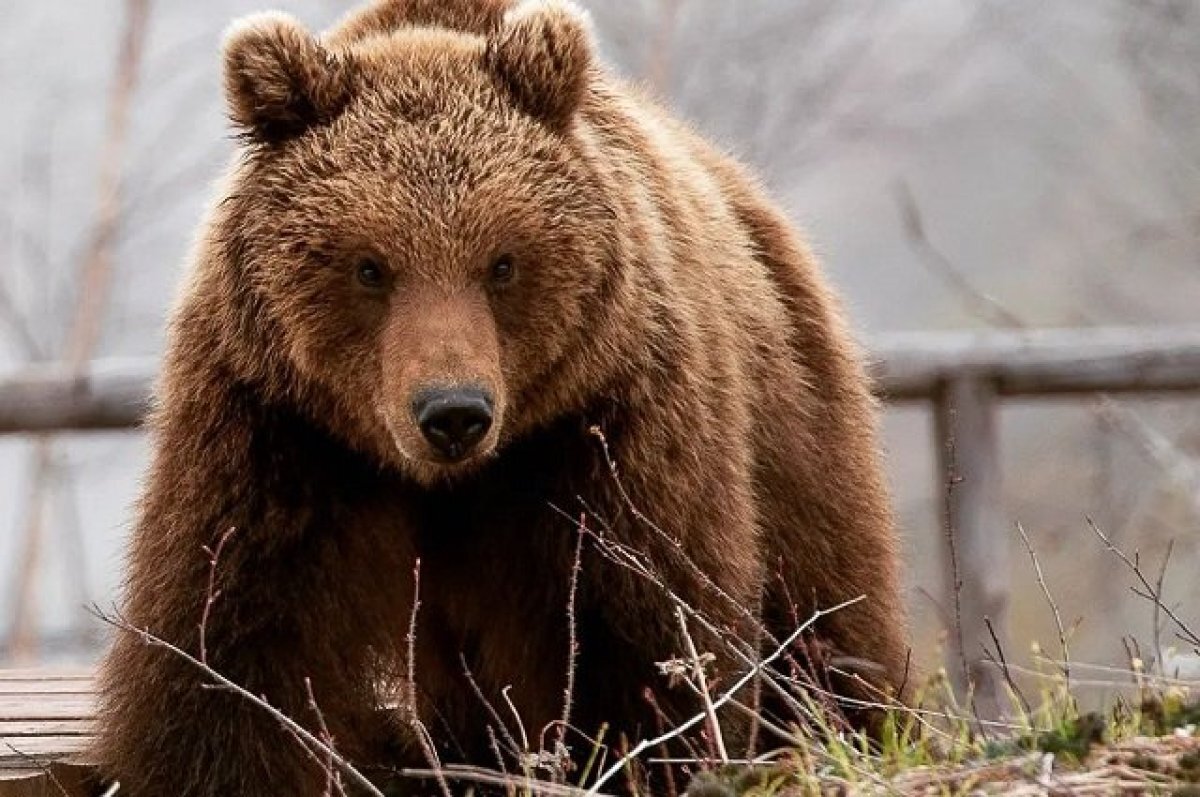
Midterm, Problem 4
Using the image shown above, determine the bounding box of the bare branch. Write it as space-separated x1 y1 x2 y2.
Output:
583 596 866 796
402 558 452 797
675 606 729 763
1151 540 1174 675
938 410 974 706
91 607 386 797
982 616 1033 718
199 526 237 667
1088 518 1199 653
1014 523 1071 689
557 517 586 757
893 180 1026 329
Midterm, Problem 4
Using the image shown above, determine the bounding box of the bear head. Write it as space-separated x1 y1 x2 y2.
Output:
211 0 625 485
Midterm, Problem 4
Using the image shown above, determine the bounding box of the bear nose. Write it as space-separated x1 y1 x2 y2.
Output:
413 388 494 461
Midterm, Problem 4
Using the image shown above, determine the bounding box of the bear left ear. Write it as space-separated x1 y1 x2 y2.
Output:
223 12 356 143
484 1 594 130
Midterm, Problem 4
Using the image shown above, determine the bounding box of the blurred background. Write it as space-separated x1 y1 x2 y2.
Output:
1 0 1197 696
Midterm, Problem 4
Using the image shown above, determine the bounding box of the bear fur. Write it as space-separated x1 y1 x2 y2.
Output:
94 0 910 794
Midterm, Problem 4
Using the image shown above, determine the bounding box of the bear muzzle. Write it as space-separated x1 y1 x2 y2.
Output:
412 386 495 462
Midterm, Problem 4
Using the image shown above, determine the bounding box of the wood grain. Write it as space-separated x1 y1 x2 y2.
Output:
0 671 97 797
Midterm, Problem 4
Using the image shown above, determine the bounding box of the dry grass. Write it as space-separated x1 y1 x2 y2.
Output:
89 434 1198 796
686 673 1200 796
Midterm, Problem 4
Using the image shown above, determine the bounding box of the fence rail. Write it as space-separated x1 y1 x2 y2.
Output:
0 359 150 435
2 326 1200 708
3 327 1199 435
875 326 1200 399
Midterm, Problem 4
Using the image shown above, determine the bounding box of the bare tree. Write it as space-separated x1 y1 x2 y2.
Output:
4 0 152 663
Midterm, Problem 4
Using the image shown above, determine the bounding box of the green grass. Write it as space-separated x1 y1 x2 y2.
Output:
675 659 1200 797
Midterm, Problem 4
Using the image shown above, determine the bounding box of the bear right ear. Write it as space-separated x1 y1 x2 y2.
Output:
223 12 356 143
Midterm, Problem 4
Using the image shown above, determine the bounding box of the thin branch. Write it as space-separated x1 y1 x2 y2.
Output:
588 426 682 548
2 740 74 797
1151 540 1174 675
274 696 343 792
554 504 823 730
199 526 237 666
1088 519 1199 652
675 606 729 763
402 558 452 797
486 726 509 777
893 180 1026 329
501 685 532 758
983 616 1033 718
1014 523 1071 689
459 653 521 759
559 517 585 751
306 677 347 797
584 429 783 653
92 607 385 797
583 596 865 796
939 413 972 696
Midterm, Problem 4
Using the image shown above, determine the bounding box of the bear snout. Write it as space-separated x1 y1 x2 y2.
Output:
412 386 495 462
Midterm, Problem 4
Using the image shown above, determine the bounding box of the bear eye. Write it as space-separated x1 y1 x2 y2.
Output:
490 254 516 284
356 258 387 289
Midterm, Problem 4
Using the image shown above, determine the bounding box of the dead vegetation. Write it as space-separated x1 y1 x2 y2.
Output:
85 433 1199 797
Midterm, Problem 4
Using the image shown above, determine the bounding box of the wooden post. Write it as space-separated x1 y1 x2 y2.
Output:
934 374 1009 715
4 440 53 664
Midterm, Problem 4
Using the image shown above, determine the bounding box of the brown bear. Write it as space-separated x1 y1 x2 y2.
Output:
94 0 909 794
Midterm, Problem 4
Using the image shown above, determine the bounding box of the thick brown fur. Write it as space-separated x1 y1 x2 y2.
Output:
94 1 909 794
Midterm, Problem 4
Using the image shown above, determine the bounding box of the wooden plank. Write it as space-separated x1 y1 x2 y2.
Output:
0 669 98 797
0 671 91 683
0 721 93 737
0 683 93 697
0 697 94 721
0 738 90 761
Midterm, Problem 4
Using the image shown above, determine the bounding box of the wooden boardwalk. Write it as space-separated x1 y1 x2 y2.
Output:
0 671 95 797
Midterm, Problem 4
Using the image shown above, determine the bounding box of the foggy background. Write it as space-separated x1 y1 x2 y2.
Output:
1 1 1197 686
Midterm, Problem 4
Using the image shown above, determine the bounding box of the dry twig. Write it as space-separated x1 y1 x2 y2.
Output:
92 607 385 797
1088 519 1199 654
1014 523 1071 689
983 616 1033 718
676 606 729 763
402 558 452 797
198 526 236 666
558 517 586 754
583 596 865 796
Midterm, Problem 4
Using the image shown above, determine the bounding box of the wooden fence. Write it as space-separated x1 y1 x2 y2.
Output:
2 325 1200 700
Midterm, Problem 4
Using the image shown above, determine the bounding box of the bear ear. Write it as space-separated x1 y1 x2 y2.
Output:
328 0 511 46
222 12 356 143
484 0 594 130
